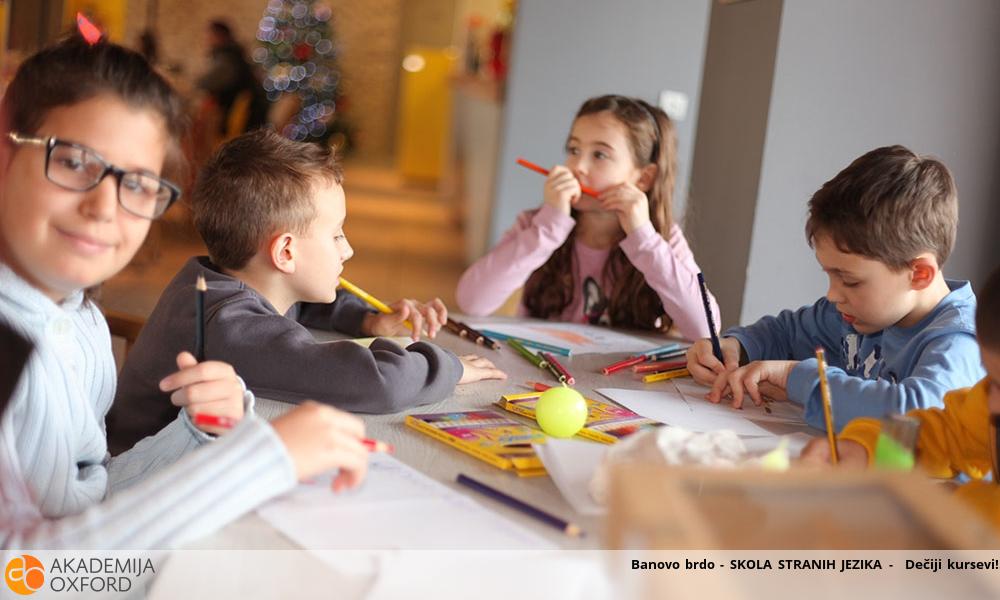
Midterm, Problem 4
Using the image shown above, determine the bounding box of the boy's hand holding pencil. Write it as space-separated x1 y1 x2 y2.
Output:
686 336 743 385
159 351 246 436
362 297 449 341
799 437 869 468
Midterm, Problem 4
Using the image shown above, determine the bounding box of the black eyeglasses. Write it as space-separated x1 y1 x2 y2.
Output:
6 132 181 220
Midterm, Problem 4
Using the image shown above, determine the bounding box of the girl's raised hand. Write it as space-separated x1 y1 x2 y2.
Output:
543 165 581 215
270 402 369 491
599 182 650 234
159 352 246 435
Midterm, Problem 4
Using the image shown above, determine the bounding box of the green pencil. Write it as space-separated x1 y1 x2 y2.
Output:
508 339 548 369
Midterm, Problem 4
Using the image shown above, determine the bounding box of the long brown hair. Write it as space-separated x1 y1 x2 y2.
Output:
522 95 677 330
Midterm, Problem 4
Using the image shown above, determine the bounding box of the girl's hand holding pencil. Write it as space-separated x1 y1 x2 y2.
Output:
543 165 583 215
270 401 370 492
159 351 246 436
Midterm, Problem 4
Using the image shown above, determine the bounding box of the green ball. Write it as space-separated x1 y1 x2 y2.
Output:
535 387 588 438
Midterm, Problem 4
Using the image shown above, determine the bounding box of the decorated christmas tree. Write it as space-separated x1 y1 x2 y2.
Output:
253 0 350 147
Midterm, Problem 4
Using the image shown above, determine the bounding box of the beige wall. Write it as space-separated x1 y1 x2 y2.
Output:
145 0 402 157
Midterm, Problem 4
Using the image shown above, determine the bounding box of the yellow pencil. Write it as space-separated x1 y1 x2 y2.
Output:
338 277 413 331
816 347 838 464
642 368 690 383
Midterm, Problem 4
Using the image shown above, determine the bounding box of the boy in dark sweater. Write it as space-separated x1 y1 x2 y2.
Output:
109 130 504 451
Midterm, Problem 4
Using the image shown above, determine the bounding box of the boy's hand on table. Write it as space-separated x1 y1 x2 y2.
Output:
458 355 507 384
799 437 869 468
707 359 797 409
686 337 742 385
159 352 246 436
271 401 369 492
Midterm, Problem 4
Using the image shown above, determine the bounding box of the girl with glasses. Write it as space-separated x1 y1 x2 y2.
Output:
1 30 370 549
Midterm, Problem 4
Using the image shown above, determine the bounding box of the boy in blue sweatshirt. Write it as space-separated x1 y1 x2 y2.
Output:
686 145 984 432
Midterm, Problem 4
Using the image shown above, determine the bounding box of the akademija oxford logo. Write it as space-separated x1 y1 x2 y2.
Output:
5 554 45 595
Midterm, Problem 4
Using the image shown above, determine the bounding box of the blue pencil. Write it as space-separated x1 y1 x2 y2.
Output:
456 473 582 537
479 329 572 356
641 342 682 357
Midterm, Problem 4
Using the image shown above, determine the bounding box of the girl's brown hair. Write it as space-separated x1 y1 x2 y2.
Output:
522 95 677 330
0 32 189 183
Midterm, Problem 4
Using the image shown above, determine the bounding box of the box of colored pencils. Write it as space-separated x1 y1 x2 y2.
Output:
498 392 661 445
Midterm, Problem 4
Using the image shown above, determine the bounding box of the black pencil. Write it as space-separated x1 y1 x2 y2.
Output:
195 274 206 361
456 473 583 537
697 272 723 363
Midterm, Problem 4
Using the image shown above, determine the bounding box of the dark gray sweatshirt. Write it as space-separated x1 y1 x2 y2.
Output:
108 257 462 452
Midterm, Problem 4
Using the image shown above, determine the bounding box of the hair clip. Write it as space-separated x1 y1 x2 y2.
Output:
77 12 103 46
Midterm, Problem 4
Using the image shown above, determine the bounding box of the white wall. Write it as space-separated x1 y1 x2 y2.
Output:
489 0 712 244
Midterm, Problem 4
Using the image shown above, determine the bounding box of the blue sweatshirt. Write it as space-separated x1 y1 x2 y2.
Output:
724 280 984 432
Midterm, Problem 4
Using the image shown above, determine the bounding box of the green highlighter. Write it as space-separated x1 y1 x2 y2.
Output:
874 414 921 470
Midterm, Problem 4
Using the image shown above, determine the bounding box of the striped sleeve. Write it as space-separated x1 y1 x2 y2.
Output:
2 417 296 550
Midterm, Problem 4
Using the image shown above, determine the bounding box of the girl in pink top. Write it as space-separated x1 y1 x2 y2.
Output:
456 95 720 340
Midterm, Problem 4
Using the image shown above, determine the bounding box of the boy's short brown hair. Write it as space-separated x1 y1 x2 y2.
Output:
977 265 1000 352
192 129 343 270
805 145 958 271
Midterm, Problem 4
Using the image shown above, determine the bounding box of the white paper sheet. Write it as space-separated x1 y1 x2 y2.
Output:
534 439 608 516
597 382 811 438
257 454 554 550
466 321 662 354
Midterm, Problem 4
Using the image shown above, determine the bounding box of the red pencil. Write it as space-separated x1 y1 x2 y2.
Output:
525 381 552 392
601 354 647 375
192 413 393 453
632 359 687 374
516 158 600 197
540 351 575 385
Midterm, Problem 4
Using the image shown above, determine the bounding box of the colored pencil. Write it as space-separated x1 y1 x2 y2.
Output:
195 274 207 361
456 473 583 537
361 439 395 454
697 272 723 364
525 381 552 392
479 329 572 356
646 348 688 362
507 339 548 369
192 413 392 452
632 359 686 374
445 319 501 351
540 351 575 385
601 354 647 375
816 347 838 464
640 342 683 357
543 360 567 384
193 413 238 429
338 277 414 332
642 368 691 383
463 322 502 351
515 157 600 197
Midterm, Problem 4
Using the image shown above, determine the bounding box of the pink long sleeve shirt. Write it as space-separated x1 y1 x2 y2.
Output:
456 205 721 341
